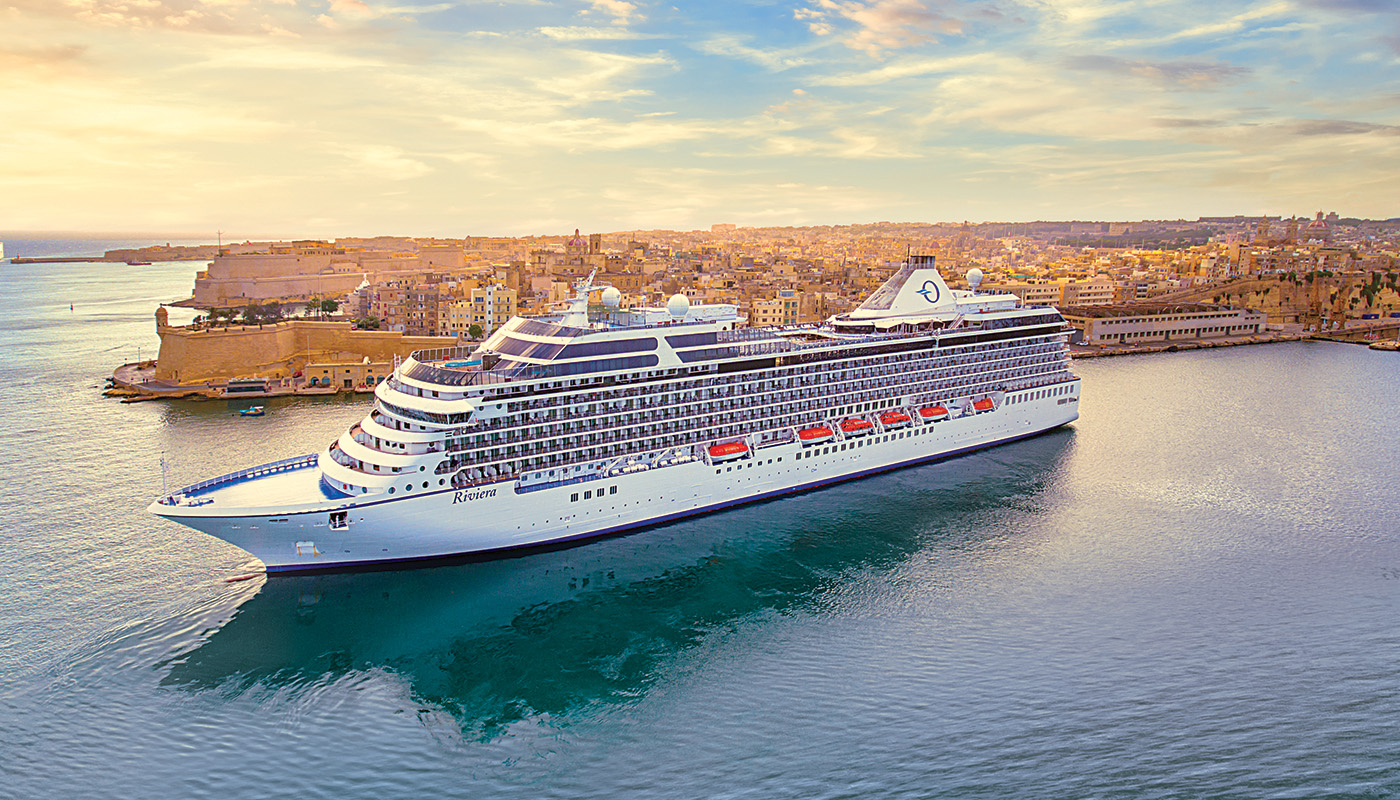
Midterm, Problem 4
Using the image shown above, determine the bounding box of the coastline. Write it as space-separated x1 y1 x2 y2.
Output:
1071 330 1305 358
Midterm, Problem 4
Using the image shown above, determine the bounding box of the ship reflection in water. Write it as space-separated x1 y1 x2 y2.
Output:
160 431 1074 739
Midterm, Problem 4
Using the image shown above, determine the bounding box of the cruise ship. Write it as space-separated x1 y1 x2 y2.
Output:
150 257 1080 572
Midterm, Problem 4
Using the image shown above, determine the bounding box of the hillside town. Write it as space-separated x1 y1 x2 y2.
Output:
109 214 1400 397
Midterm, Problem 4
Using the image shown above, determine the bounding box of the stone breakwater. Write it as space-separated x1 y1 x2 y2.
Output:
1070 331 1305 359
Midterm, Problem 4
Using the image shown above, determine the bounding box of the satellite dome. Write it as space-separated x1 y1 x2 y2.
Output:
602 286 622 308
966 268 984 292
667 293 690 318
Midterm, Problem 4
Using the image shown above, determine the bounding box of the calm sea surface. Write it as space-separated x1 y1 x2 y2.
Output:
1 246 1398 799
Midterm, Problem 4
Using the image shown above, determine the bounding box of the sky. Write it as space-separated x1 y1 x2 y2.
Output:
2 0 1398 237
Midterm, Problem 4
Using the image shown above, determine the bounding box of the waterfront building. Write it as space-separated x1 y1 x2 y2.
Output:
1063 304 1267 345
1060 277 1115 306
303 359 392 389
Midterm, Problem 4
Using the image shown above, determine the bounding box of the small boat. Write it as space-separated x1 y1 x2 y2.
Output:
238 406 265 417
840 418 873 436
798 425 834 445
972 398 995 413
919 405 949 421
708 441 749 462
879 411 911 429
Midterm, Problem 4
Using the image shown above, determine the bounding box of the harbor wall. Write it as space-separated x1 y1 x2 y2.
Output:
154 315 449 384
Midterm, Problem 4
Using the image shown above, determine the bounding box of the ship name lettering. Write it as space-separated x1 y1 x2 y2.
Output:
452 488 497 504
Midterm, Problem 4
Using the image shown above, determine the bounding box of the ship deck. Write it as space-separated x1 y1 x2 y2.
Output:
153 455 350 516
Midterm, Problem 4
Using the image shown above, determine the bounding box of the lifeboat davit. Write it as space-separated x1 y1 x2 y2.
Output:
708 441 749 462
840 418 873 436
973 398 995 413
919 405 949 421
798 426 834 445
879 411 911 428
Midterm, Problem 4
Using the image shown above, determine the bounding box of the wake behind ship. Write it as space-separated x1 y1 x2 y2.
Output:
150 257 1080 572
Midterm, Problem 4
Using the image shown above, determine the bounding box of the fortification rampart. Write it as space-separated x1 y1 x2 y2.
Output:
154 316 449 385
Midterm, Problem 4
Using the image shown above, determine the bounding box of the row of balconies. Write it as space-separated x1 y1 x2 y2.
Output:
440 371 1078 486
443 362 1074 468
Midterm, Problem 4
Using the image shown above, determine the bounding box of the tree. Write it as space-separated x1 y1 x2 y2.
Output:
355 316 381 330
261 302 284 321
320 299 339 314
305 299 321 318
241 303 260 324
468 324 484 340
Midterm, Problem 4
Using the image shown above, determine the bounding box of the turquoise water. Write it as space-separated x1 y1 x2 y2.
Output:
1 253 1398 798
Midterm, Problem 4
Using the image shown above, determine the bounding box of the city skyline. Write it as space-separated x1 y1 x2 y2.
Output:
4 0 1398 236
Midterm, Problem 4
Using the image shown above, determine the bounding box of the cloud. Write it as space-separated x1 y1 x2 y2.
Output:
694 35 815 71
1296 0 1399 11
536 26 663 40
1151 117 1228 128
812 52 996 85
328 0 374 18
343 145 433 179
0 44 89 71
1283 119 1400 135
583 0 639 26
795 0 969 57
1063 54 1251 88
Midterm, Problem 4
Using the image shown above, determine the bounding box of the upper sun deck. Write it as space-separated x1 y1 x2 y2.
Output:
401 309 1063 393
396 258 1060 393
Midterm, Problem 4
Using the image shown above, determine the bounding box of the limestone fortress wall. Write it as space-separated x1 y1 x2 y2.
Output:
154 313 448 384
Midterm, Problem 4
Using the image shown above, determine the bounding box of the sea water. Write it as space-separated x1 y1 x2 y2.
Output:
1 248 1397 799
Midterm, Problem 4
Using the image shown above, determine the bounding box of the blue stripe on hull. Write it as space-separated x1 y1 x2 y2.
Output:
263 421 1074 575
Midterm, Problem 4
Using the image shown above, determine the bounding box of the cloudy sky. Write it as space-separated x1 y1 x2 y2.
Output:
3 0 1397 236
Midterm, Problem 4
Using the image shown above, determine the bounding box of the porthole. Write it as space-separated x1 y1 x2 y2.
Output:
439 479 445 486
420 465 425 471
405 484 412 491
422 482 429 489
388 487 395 494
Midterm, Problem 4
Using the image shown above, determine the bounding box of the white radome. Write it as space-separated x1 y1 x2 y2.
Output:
667 293 690 318
966 268 984 292
602 287 622 308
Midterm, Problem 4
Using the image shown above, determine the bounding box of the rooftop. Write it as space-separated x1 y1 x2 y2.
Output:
1060 302 1237 318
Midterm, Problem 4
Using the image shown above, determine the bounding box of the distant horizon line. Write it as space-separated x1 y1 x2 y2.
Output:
4 214 1399 244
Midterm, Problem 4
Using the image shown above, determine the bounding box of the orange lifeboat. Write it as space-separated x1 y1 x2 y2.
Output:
840 418 873 436
708 441 749 462
919 405 949 421
879 411 911 429
973 398 995 413
798 426 834 445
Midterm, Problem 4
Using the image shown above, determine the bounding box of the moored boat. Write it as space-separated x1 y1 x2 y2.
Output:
798 425 834 445
973 398 995 413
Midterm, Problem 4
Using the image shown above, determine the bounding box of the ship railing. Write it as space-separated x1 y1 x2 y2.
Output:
160 453 320 503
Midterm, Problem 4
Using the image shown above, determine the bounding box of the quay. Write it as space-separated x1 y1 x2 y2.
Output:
1070 329 1305 358
107 361 359 403
12 256 105 264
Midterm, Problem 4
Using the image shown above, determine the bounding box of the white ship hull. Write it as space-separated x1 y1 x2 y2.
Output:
154 383 1078 573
